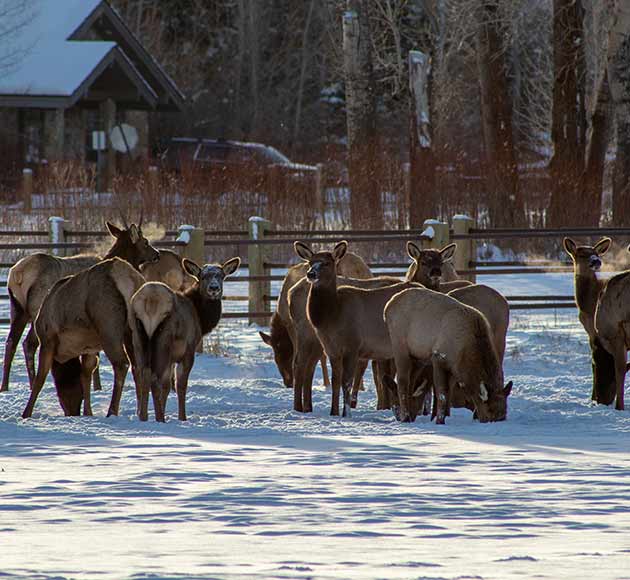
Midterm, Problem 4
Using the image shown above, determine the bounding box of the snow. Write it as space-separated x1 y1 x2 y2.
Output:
0 0 112 96
2 269 630 579
421 225 435 239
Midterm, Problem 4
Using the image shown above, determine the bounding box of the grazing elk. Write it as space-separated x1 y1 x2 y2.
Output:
259 251 372 389
294 240 420 416
563 237 617 404
405 242 472 292
384 288 512 424
593 262 630 411
21 252 158 419
2 222 157 393
131 257 240 421
385 284 510 421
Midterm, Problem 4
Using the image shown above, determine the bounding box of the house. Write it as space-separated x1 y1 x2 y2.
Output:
0 0 185 188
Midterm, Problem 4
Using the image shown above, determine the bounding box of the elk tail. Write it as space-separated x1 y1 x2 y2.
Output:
51 358 83 416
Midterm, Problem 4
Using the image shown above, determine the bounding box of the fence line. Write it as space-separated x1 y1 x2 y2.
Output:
2 214 609 324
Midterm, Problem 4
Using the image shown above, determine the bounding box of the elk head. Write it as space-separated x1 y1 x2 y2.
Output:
259 315 294 388
406 242 457 290
294 240 348 285
183 256 241 300
563 237 611 276
105 221 160 270
382 374 427 423
471 380 513 423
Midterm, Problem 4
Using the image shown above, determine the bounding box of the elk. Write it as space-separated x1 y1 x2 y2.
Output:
384 288 512 424
385 284 510 421
293 240 420 416
593 261 630 411
21 251 159 419
259 251 372 389
287 272 402 413
131 257 240 421
2 221 158 393
405 242 472 292
563 237 616 404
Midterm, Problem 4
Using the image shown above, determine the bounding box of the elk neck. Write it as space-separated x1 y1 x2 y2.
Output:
185 285 223 335
575 271 602 316
307 275 340 328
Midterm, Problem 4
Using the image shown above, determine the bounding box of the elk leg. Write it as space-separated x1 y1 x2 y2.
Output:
373 360 385 410
329 356 343 416
176 355 194 421
79 354 98 416
301 355 318 413
350 358 368 409
431 355 449 425
23 326 38 388
341 352 359 417
610 338 627 411
320 355 331 389
1 308 30 392
22 343 55 419
92 361 103 391
394 356 413 423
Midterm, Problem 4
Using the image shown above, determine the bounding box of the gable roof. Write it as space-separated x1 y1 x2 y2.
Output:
0 0 184 111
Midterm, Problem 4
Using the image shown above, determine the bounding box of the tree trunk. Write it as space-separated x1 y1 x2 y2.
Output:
607 0 630 226
581 69 611 226
293 0 316 146
476 0 524 227
343 1 383 229
408 50 435 227
548 0 586 227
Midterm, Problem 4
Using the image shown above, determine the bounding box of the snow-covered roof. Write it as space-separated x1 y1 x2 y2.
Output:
0 0 184 110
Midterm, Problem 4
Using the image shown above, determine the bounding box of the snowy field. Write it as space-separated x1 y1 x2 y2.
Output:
1 271 630 579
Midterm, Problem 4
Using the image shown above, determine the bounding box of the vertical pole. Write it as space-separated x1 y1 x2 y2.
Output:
22 169 32 212
452 214 476 283
315 163 326 228
248 216 271 325
177 225 205 266
48 216 67 257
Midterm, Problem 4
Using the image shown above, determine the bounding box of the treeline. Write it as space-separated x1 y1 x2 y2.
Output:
112 0 630 229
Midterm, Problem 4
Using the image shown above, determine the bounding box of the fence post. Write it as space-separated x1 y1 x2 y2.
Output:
148 165 158 195
22 169 32 212
248 216 271 326
420 219 449 249
48 216 67 257
177 225 205 266
315 163 326 228
452 214 476 283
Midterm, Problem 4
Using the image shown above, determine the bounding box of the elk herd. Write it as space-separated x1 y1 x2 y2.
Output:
0 220 627 424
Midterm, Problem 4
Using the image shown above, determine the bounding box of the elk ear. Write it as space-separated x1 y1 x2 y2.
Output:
382 374 398 396
563 237 577 257
594 237 612 256
407 241 422 260
106 221 123 238
504 381 513 397
182 258 201 279
259 331 273 346
332 240 348 262
440 243 457 262
294 241 313 261
129 224 140 244
221 257 241 277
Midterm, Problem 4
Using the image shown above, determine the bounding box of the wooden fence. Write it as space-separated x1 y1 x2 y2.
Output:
2 215 630 326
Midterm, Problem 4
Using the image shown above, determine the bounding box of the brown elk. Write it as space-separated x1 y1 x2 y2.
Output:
2 222 158 393
293 240 420 416
405 242 472 292
259 251 372 389
563 237 617 404
384 284 510 421
21 251 159 419
131 257 240 421
384 288 512 424
593 263 630 411
287 272 402 413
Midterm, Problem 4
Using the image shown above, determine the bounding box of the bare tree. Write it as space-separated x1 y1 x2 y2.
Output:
0 0 34 74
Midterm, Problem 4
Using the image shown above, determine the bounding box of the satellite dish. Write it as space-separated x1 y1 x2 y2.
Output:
110 123 139 154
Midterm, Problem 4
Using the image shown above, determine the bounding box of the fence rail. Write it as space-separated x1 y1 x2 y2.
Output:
1 214 609 324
